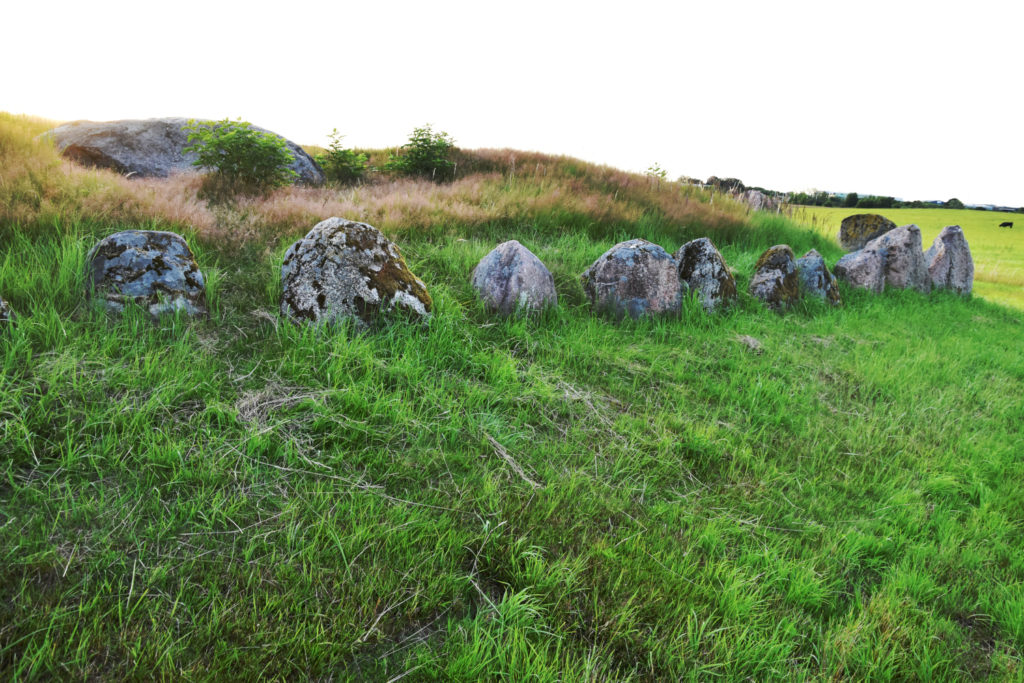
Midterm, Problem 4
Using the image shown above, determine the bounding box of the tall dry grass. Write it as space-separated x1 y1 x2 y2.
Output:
2 113 749 249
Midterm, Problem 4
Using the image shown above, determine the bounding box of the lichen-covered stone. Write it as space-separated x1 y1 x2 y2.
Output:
280 217 431 326
795 249 842 305
471 240 557 315
86 230 207 317
834 224 930 294
0 296 14 326
839 214 897 251
926 225 974 295
581 239 681 319
749 245 800 311
674 237 737 312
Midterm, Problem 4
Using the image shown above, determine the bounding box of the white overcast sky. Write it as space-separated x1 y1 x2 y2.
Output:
3 0 1021 205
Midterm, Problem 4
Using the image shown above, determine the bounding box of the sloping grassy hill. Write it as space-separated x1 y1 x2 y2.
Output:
2 113 1023 681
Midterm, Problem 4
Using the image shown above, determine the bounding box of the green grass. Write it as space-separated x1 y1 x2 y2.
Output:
791 206 1024 309
2 207 1023 681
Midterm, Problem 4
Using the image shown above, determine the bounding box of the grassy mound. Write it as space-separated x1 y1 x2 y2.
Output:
2 114 1023 681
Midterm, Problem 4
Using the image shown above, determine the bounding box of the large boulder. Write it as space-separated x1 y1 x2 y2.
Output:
280 217 431 326
86 230 207 317
926 225 974 295
749 245 800 311
834 224 930 294
471 240 557 315
839 214 897 251
674 237 737 312
0 296 14 326
581 239 681 319
739 189 778 212
795 249 842 305
45 118 324 185
833 248 885 294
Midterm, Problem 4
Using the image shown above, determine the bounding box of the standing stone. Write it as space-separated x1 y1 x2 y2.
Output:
87 230 207 317
0 296 14 326
581 239 681 319
834 248 885 293
870 224 930 293
471 240 557 315
795 249 842 305
926 225 974 295
739 189 778 212
674 237 737 312
749 245 800 311
839 214 897 251
280 217 431 326
834 224 930 294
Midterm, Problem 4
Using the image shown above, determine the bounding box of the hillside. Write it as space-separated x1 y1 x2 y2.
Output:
1 113 1023 681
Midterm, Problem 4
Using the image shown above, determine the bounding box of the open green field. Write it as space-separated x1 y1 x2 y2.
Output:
790 206 1024 310
2 114 1024 680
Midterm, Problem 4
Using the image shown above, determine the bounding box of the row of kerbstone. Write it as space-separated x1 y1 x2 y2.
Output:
0 215 973 328
474 236 842 319
835 215 974 295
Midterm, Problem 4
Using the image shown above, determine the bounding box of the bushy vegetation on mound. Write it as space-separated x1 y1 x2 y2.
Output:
2 113 1023 681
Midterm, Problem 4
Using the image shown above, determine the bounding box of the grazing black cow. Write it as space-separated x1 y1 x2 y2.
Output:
999 221 1013 229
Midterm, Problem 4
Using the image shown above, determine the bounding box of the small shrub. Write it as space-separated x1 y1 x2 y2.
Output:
384 124 456 181
183 118 297 196
316 129 368 185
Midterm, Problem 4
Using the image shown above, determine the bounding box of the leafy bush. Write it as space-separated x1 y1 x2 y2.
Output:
384 124 456 181
315 129 368 185
183 118 296 195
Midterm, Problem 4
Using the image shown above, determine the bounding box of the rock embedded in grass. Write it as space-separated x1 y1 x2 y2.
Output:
839 213 897 251
471 240 557 315
280 217 432 326
795 249 842 305
674 237 737 312
581 239 681 319
749 245 800 311
45 117 325 185
86 230 207 317
926 225 974 295
0 296 14 326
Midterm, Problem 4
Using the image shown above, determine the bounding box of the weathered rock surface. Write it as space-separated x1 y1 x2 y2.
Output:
0 296 14 326
834 224 930 294
46 118 324 185
839 214 897 251
471 240 557 315
749 245 800 311
280 218 431 326
740 189 778 212
871 224 931 293
795 249 842 305
834 248 885 293
673 237 737 312
926 225 974 295
581 239 681 319
87 230 207 317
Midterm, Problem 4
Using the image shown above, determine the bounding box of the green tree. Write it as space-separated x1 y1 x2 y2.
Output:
183 118 296 195
316 129 368 185
844 192 859 207
384 124 456 181
945 197 964 209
